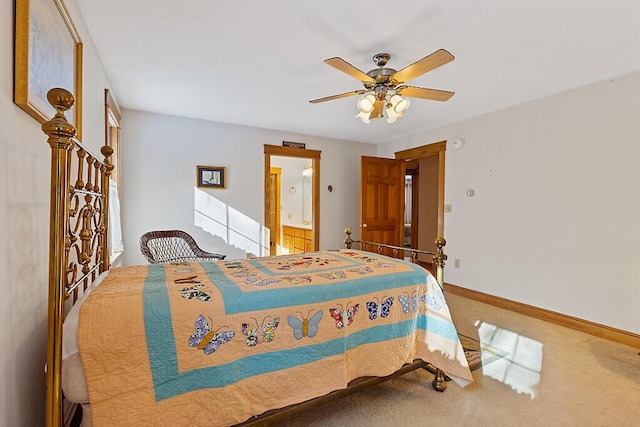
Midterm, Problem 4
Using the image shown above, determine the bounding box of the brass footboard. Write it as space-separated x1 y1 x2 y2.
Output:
344 227 449 391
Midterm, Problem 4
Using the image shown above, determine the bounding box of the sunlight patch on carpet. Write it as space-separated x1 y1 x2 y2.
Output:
474 322 543 399
459 333 509 371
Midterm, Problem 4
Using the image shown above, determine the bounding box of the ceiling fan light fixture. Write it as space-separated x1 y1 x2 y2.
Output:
311 49 454 124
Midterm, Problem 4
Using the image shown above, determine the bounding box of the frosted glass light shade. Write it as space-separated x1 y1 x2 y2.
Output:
356 110 371 124
386 105 399 123
357 94 376 113
395 97 410 113
389 94 410 113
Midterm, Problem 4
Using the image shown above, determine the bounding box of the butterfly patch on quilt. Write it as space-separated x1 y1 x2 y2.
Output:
420 281 445 310
189 314 235 355
224 261 244 269
245 276 281 287
398 291 419 314
230 268 257 278
329 303 360 328
282 275 313 285
288 310 323 339
373 262 395 269
242 316 280 346
317 270 346 280
347 266 373 275
179 284 212 302
366 296 394 320
174 275 200 285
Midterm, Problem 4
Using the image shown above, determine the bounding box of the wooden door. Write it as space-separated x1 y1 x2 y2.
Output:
360 156 405 256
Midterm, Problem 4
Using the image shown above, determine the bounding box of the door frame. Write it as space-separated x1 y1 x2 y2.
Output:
394 140 446 238
264 145 321 255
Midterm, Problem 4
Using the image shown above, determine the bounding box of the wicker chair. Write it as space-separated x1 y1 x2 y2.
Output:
139 230 226 264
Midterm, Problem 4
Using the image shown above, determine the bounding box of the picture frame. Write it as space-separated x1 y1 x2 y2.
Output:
15 0 83 139
197 166 226 189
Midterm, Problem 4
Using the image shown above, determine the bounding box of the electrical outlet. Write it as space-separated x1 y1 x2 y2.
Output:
444 204 452 213
454 258 461 268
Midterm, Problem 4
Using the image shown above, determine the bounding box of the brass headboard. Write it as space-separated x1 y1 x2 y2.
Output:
343 227 447 287
42 88 113 427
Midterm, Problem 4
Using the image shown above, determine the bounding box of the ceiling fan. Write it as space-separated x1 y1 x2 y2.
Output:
310 49 455 123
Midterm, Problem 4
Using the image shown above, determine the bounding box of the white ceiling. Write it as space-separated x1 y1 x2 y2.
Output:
76 0 640 144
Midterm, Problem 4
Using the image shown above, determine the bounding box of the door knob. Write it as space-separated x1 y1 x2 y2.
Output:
361 223 368 228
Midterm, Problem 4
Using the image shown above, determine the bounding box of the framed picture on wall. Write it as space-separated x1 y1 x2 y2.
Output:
197 166 226 189
14 0 83 138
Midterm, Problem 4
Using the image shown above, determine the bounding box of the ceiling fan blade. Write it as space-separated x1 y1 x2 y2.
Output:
396 85 455 102
309 90 367 104
324 57 375 84
369 99 385 119
390 49 455 84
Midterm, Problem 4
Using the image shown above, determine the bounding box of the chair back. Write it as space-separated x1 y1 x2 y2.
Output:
139 230 226 264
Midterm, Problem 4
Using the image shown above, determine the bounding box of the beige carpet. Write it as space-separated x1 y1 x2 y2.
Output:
268 293 640 427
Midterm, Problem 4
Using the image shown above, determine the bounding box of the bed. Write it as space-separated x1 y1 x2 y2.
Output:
42 88 472 427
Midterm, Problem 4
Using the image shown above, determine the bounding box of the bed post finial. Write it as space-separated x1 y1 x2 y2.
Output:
99 145 114 272
42 88 76 146
43 87 76 427
344 227 353 249
433 237 447 288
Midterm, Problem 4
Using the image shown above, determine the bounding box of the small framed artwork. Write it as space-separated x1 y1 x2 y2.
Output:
197 166 226 189
14 0 84 138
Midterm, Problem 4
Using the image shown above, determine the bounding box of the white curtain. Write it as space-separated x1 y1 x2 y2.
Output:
109 179 124 255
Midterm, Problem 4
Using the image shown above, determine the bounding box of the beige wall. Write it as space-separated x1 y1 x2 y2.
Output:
119 109 377 266
0 1 113 425
379 70 640 334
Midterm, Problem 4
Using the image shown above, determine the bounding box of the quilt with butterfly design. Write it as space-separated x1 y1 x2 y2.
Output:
78 249 472 427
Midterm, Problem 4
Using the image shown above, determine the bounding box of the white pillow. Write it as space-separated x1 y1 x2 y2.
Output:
62 271 110 360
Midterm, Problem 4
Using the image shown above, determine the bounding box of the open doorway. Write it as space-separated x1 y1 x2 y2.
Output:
395 141 447 267
264 145 320 256
404 160 419 248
